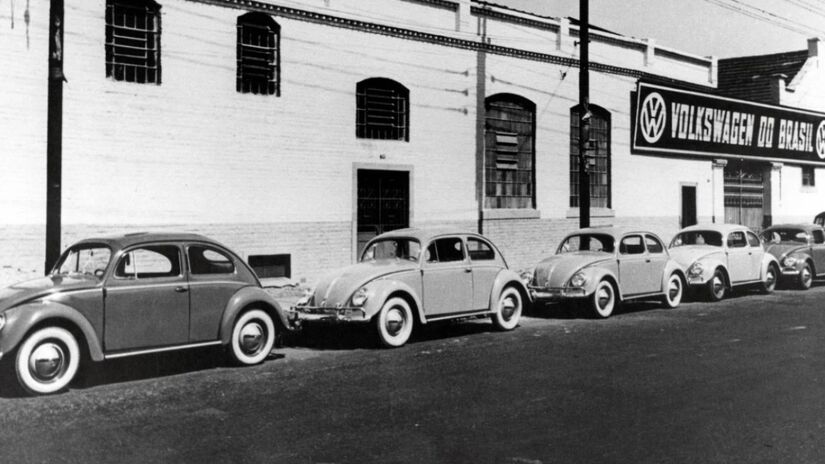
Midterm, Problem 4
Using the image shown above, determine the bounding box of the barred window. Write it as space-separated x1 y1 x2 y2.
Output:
105 0 161 84
802 165 815 187
484 94 535 209
356 78 409 141
570 105 611 208
237 13 280 95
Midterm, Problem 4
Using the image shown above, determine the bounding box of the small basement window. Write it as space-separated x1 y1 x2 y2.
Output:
802 166 815 187
248 254 291 279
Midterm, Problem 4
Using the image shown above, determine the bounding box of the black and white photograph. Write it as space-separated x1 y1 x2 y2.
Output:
1 0 825 462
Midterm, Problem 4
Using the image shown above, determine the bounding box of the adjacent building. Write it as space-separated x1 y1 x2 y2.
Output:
1 0 824 286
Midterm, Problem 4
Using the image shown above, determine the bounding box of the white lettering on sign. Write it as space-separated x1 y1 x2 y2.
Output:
669 103 755 147
778 119 814 152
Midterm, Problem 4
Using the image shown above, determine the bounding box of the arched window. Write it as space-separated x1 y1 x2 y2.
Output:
237 13 280 96
105 0 161 84
484 94 536 209
570 104 611 208
356 78 409 141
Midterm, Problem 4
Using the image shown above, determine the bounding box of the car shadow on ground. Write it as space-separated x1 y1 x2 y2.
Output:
525 300 666 320
0 347 286 398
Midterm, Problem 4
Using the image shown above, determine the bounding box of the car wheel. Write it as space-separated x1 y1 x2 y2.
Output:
228 309 276 366
491 286 522 331
376 297 414 348
662 273 683 309
590 279 616 319
706 268 726 302
798 263 813 290
15 327 80 396
761 264 778 294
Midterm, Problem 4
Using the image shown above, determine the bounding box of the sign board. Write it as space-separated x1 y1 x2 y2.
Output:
632 82 825 165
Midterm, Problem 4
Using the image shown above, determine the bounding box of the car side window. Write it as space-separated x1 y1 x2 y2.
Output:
188 245 235 275
727 231 747 248
813 230 825 244
644 235 664 254
746 232 761 247
619 235 645 255
116 245 181 279
426 237 466 263
467 238 496 261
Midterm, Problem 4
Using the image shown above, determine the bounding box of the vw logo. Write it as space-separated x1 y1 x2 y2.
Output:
816 121 825 160
639 92 667 144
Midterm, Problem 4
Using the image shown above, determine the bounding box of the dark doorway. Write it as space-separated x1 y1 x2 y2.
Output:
681 185 697 228
357 170 410 257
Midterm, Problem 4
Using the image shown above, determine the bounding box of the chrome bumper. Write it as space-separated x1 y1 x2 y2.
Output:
528 286 588 300
781 268 801 276
291 306 368 323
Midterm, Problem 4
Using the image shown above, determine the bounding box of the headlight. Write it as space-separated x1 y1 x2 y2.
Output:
295 289 312 307
351 287 370 307
782 256 798 268
519 269 534 285
688 262 704 277
569 271 587 287
0 313 5 331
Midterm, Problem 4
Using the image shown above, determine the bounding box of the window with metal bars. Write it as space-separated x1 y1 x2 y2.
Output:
570 105 611 209
105 0 161 84
484 94 536 209
356 78 409 141
237 13 280 96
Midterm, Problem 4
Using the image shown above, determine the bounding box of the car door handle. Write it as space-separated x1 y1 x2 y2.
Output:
464 268 472 273
645 259 651 263
174 286 188 293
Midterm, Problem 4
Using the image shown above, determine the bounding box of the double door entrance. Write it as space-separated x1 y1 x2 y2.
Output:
724 161 768 232
356 169 410 257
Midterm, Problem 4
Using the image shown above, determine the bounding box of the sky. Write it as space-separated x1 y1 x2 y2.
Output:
496 0 825 58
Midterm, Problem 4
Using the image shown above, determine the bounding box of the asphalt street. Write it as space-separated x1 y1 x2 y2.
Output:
1 283 824 463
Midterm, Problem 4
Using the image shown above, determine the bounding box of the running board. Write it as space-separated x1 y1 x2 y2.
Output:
104 340 223 360
425 309 491 322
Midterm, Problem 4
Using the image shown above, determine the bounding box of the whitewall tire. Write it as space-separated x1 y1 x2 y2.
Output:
491 286 522 331
590 280 617 319
15 327 80 396
228 309 276 366
761 264 778 294
376 297 414 348
662 273 683 309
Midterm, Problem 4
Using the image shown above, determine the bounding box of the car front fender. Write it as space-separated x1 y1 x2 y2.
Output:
691 257 728 285
360 279 424 324
1 301 104 362
578 267 621 300
488 269 531 312
220 286 291 345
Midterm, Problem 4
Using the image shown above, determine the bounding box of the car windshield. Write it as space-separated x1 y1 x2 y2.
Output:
761 228 808 244
557 234 615 253
361 238 421 262
670 231 723 247
53 244 112 279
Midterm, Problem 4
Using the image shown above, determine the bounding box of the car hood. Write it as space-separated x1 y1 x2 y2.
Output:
311 259 418 306
668 245 725 268
533 252 614 287
0 274 100 312
765 243 807 260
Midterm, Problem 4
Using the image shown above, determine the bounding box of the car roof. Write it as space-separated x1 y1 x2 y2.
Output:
564 227 660 240
677 223 752 235
763 223 823 232
374 227 486 243
71 232 224 250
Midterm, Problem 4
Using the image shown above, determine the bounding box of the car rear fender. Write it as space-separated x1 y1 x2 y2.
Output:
1 301 104 361
219 286 290 345
661 260 687 291
361 279 424 324
761 254 780 278
488 269 531 312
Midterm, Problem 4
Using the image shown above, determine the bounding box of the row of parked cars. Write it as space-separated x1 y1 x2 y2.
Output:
1 221 823 395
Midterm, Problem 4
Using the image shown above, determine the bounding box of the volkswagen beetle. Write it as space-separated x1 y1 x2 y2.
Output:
668 224 779 301
760 223 825 289
292 228 529 348
526 228 686 318
0 232 297 395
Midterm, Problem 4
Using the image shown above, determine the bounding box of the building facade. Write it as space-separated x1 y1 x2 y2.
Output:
1 0 823 286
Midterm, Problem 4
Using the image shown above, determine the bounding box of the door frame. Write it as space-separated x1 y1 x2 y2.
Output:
352 163 414 263
679 182 698 229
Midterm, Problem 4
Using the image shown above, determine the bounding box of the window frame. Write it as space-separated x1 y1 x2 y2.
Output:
467 237 497 262
802 165 816 187
105 0 162 85
570 104 612 209
236 12 281 96
356 78 410 142
619 234 646 255
644 234 665 254
425 237 467 264
187 244 237 276
114 244 183 280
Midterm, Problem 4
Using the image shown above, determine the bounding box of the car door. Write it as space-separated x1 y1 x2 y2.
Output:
810 229 825 276
644 234 669 292
746 231 765 281
104 243 190 352
618 234 657 295
186 244 246 342
421 236 473 316
467 237 501 310
726 231 751 283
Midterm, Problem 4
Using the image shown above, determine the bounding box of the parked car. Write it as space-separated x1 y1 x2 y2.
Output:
292 228 528 348
815 211 825 227
525 228 686 318
0 232 297 395
761 224 825 289
668 224 779 301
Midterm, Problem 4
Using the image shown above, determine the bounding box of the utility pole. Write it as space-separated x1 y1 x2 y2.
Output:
46 0 65 272
578 0 591 229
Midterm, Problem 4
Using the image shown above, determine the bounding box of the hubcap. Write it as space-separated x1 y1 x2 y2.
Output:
385 307 406 336
802 267 812 285
669 279 681 300
712 275 724 297
500 296 516 321
597 286 612 309
239 322 265 356
29 342 66 382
